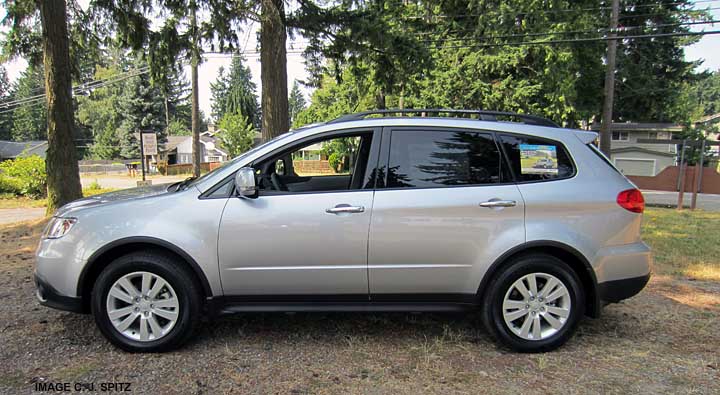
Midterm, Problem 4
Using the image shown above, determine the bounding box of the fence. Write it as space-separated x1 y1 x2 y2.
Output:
627 165 720 195
163 162 222 176
294 160 335 175
78 160 138 175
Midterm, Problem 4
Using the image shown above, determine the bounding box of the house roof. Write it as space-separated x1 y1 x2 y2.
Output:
0 140 48 159
611 146 676 157
592 122 683 132
164 135 189 152
695 113 720 124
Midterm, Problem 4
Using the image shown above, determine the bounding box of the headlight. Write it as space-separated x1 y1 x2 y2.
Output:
43 217 77 239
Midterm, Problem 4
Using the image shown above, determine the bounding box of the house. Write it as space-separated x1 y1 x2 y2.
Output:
161 130 229 164
0 140 48 161
593 123 681 177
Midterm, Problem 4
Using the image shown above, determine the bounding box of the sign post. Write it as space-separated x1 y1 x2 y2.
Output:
139 131 158 186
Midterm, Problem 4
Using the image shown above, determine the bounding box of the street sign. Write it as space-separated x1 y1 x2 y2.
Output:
141 132 158 155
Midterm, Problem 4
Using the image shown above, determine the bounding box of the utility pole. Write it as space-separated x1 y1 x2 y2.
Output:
599 0 620 156
190 2 201 178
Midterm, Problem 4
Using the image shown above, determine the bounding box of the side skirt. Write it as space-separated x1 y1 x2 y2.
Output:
207 294 479 316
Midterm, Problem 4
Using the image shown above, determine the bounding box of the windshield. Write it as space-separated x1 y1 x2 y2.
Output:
186 130 303 188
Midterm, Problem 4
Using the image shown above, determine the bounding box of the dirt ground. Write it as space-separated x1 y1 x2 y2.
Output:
1 219 719 394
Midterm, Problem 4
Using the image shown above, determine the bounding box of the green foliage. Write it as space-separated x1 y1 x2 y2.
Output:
0 66 12 140
167 119 191 136
210 56 260 125
87 179 102 190
288 80 306 127
613 0 707 122
115 57 167 159
0 155 47 198
9 65 46 141
217 113 256 158
320 136 359 173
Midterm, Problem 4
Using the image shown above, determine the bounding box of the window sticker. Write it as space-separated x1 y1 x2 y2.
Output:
519 144 559 175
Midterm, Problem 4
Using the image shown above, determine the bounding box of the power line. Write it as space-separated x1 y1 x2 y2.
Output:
429 29 720 50
411 19 719 40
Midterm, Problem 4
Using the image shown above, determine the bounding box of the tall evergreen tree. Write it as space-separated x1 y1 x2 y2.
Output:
288 79 306 127
9 65 46 141
613 0 709 122
116 58 167 159
210 55 259 125
0 66 13 139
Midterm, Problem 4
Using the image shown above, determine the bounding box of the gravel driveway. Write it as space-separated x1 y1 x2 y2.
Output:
1 220 719 394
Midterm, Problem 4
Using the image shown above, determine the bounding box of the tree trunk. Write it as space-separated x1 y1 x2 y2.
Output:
260 0 289 142
190 4 201 177
375 88 386 110
599 0 619 156
38 0 82 214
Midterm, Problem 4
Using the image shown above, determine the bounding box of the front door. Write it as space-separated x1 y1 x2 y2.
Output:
218 130 379 297
368 128 526 298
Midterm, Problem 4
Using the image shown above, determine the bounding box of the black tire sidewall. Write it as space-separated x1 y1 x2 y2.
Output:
483 254 585 352
91 252 201 352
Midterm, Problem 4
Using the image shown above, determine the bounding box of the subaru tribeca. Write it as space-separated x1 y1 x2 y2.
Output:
35 110 652 353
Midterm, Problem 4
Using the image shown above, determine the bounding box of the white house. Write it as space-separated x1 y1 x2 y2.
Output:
162 131 229 164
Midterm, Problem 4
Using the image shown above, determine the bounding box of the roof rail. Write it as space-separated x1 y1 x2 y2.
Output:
327 109 559 128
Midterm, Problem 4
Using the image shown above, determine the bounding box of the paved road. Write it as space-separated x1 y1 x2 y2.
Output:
642 190 720 211
0 208 45 225
81 175 186 189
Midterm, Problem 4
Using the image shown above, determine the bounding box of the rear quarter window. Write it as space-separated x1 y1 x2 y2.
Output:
499 134 575 182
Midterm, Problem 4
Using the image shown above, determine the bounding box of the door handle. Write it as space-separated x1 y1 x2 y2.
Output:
479 199 517 208
326 204 365 214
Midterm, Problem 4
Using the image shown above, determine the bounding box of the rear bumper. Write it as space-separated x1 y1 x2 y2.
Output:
34 272 85 313
598 273 651 303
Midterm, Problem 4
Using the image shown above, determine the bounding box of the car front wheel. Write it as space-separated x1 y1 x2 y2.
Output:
91 251 201 352
482 254 584 352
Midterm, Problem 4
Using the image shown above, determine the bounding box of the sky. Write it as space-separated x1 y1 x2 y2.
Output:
1 1 719 120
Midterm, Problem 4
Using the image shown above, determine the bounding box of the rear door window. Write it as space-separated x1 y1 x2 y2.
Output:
386 130 503 188
499 134 575 182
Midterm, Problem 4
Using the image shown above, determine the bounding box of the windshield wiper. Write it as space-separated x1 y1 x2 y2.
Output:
167 176 196 192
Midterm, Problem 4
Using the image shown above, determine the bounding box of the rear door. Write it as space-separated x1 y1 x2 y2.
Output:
367 128 526 299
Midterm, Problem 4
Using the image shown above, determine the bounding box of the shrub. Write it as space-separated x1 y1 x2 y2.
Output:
88 179 102 190
0 155 47 198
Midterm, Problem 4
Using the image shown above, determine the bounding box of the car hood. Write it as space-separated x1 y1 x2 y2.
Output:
54 183 174 217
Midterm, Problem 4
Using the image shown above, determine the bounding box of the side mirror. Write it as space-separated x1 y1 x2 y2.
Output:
234 167 257 198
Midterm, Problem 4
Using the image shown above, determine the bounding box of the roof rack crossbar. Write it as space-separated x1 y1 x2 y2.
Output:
327 109 559 128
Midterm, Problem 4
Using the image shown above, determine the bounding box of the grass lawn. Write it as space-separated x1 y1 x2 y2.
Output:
642 207 720 281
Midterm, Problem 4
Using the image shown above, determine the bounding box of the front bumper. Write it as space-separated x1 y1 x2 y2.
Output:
34 272 85 313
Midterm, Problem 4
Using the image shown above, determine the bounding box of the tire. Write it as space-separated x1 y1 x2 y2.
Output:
481 253 585 352
91 251 202 352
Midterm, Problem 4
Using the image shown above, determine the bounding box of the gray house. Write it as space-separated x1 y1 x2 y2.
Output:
593 123 681 176
0 140 48 161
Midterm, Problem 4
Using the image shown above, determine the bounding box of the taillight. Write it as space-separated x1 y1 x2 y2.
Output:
617 189 645 213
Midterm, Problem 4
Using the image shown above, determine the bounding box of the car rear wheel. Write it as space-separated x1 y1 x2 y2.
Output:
91 251 201 352
482 254 584 352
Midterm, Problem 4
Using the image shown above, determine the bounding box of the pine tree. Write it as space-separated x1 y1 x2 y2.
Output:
10 65 47 141
288 80 306 127
210 56 259 126
116 58 167 159
0 66 13 140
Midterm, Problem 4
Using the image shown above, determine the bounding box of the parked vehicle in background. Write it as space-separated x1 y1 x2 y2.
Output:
35 109 652 353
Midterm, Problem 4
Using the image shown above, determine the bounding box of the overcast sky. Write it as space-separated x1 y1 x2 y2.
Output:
1 2 718 120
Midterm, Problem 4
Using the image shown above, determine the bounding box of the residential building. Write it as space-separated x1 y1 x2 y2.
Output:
161 131 228 164
0 140 48 161
593 123 681 177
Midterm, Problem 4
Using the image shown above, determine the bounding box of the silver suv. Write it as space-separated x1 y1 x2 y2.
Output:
35 110 652 353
